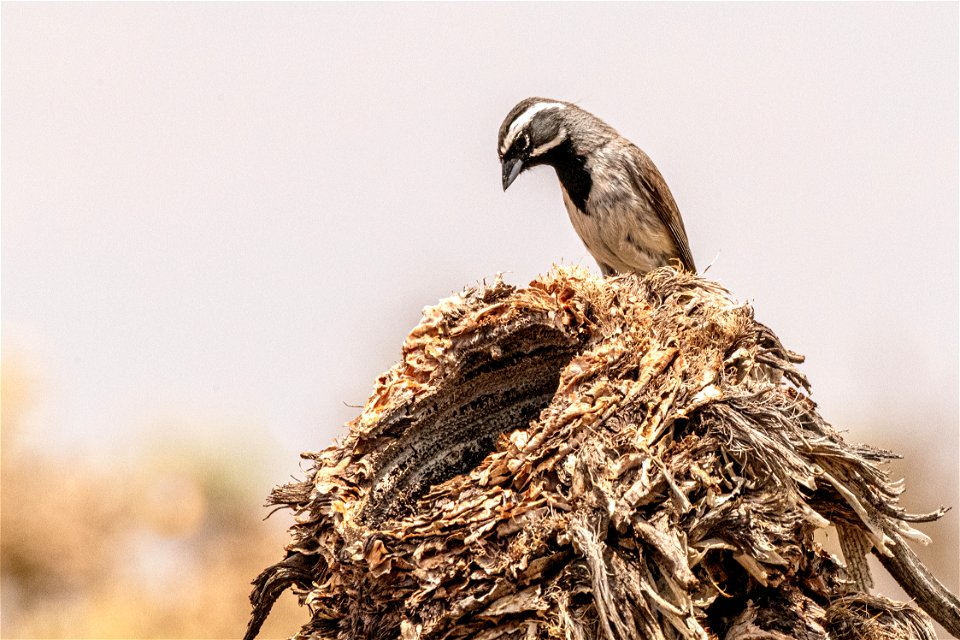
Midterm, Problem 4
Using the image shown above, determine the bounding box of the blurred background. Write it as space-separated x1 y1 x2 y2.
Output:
2 3 956 638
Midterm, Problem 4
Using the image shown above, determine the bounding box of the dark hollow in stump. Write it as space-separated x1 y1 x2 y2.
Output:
246 267 959 640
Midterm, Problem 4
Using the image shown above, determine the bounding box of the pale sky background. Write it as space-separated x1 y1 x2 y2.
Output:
3 0 957 607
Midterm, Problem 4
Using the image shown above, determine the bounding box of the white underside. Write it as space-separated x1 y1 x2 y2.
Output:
559 181 676 276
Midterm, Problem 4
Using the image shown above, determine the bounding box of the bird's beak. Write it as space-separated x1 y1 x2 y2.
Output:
501 158 524 191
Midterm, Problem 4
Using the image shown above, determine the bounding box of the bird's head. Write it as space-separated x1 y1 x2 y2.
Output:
497 98 573 191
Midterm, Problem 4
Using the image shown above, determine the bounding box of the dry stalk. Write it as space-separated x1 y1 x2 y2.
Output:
246 266 958 640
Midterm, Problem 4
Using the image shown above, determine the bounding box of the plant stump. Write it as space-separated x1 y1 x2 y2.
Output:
246 266 959 640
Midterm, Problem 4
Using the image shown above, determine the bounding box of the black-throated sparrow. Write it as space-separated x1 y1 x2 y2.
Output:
498 97 696 276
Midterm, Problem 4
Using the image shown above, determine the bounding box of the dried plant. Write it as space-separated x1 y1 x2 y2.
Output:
247 266 959 639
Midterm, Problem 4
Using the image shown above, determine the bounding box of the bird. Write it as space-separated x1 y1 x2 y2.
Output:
498 97 696 276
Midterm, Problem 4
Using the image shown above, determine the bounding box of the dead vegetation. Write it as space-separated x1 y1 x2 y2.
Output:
246 266 959 639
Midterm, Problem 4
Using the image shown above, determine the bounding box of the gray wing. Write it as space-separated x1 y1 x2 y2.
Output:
625 148 697 272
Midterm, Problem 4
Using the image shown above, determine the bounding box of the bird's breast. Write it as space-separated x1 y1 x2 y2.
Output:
560 183 678 275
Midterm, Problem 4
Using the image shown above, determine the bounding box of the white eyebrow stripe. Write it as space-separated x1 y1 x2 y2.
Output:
500 101 566 153
530 128 567 158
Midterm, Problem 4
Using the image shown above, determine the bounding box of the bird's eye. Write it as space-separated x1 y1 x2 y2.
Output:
518 133 530 151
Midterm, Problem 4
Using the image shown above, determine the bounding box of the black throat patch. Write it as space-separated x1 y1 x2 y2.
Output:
536 139 592 214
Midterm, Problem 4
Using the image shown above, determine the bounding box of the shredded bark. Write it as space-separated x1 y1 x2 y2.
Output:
245 266 958 640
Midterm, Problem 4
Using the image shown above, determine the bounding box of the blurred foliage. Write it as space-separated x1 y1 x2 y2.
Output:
1 355 305 639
